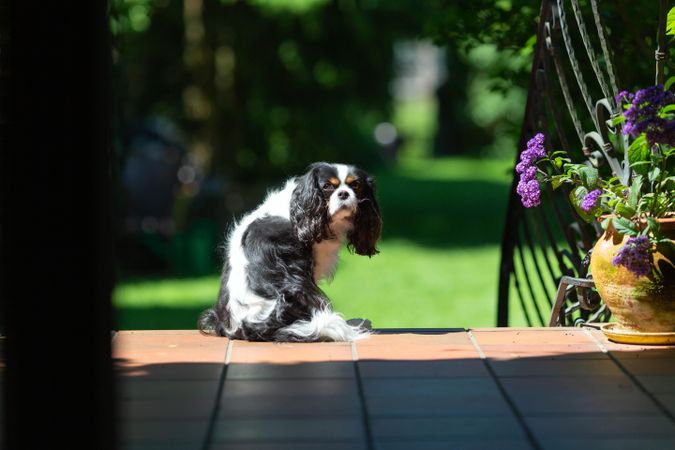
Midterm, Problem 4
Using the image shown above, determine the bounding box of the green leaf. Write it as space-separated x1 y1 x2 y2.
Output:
666 75 675 91
615 203 636 219
627 135 649 171
579 166 599 189
646 216 661 236
648 167 661 183
629 175 642 209
571 185 588 202
601 216 611 230
549 151 569 158
661 176 675 191
661 104 675 114
630 160 651 175
549 174 567 190
668 7 675 36
612 217 639 237
569 186 595 223
563 163 586 175
610 114 625 126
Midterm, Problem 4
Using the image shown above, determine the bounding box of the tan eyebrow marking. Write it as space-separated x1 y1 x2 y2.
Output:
329 177 340 186
345 175 356 184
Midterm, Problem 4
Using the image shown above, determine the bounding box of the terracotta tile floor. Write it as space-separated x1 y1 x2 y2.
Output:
114 328 675 450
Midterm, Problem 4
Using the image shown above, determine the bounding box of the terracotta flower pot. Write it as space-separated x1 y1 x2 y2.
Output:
589 216 675 332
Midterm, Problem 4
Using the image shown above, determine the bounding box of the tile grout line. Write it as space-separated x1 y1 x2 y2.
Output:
225 338 233 364
201 339 233 450
583 328 675 425
466 330 541 450
581 328 608 353
352 340 375 450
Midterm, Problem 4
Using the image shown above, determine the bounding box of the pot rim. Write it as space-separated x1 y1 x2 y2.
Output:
598 212 675 221
597 213 675 237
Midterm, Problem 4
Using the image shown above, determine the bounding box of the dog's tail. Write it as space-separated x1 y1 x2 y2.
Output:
275 308 371 342
198 308 224 336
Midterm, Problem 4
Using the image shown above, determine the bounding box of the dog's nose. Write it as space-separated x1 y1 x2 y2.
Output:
337 190 350 200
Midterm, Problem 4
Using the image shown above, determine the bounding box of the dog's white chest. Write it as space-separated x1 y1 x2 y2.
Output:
312 239 342 282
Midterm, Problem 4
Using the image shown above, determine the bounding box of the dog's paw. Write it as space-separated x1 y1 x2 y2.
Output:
346 318 372 331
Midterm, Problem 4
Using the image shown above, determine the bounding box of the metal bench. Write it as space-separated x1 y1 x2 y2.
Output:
497 0 671 327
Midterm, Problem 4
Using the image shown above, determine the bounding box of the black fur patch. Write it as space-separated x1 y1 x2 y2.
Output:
347 168 382 256
199 216 329 341
198 258 232 337
290 162 336 244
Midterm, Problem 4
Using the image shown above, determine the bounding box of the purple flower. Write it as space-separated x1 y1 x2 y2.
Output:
526 133 546 159
621 85 675 147
580 189 602 212
517 179 541 208
615 90 633 104
516 133 546 208
516 165 537 182
611 235 652 277
646 119 675 148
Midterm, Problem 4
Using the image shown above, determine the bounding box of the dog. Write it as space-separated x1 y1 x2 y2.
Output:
198 162 382 342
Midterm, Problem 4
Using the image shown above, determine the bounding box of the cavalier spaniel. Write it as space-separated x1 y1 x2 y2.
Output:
198 162 381 342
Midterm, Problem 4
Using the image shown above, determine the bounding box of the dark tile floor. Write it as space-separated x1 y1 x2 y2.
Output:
114 328 675 450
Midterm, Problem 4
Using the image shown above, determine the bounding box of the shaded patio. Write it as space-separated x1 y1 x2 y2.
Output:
115 328 675 449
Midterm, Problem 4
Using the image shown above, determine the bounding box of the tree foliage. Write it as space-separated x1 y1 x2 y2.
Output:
111 0 428 183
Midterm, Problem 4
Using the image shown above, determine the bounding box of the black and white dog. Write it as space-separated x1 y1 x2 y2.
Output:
198 162 381 342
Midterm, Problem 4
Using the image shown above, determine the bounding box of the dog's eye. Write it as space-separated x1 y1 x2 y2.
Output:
349 180 360 190
322 182 335 190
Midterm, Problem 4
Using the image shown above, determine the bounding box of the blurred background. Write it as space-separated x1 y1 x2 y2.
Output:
111 0 658 330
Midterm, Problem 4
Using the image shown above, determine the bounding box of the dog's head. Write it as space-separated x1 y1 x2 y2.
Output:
290 162 382 256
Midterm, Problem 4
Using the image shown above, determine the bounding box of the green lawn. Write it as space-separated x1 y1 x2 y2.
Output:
114 156 524 330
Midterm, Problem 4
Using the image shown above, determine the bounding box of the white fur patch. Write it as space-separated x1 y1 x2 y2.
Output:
328 164 357 216
336 164 350 182
225 180 297 332
277 308 371 341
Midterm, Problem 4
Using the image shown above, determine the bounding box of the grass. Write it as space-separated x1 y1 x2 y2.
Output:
114 243 503 329
324 242 503 327
114 156 523 330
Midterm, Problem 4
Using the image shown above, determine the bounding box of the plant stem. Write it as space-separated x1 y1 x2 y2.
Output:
651 144 667 217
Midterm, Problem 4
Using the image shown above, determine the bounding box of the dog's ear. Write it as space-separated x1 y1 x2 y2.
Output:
290 164 331 245
348 173 381 256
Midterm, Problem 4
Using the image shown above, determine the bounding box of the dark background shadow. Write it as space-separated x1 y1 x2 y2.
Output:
114 343 675 449
376 174 511 248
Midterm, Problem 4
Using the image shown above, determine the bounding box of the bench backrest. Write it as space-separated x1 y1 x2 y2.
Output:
497 0 670 326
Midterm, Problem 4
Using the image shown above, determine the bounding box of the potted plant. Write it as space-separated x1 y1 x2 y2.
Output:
516 83 675 336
